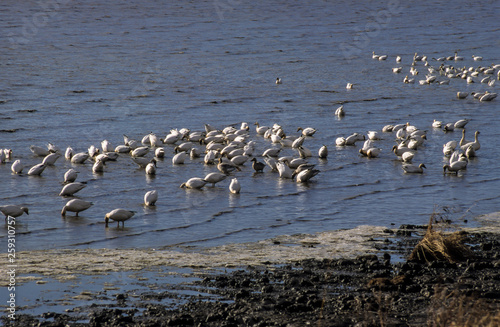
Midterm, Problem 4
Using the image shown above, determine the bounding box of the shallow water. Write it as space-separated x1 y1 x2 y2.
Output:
1 0 500 253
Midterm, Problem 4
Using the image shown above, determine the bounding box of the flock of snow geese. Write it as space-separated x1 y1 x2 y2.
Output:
1 50 497 228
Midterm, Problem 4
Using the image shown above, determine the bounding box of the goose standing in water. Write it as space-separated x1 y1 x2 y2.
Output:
64 169 79 183
229 178 241 194
1 205 29 219
460 131 480 151
11 160 23 174
251 158 266 172
105 209 135 227
59 182 86 196
172 151 188 165
402 163 426 174
61 199 93 217
276 161 293 179
297 127 317 137
30 145 50 157
28 163 47 176
180 177 207 189
443 160 468 175
145 159 157 175
204 172 227 187
144 190 158 206
71 152 89 164
318 145 328 159
294 168 320 183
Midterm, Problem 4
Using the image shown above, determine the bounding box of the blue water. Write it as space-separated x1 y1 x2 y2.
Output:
1 0 499 251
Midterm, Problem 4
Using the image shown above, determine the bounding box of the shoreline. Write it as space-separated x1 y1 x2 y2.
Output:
2 223 500 326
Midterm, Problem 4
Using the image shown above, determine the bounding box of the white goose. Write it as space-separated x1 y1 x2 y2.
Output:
1 205 29 219
454 119 470 129
71 152 89 164
105 209 135 227
65 147 74 160
276 161 293 179
180 177 207 189
204 172 227 187
30 145 50 157
295 168 320 183
432 120 442 128
460 131 480 151
367 131 381 140
443 160 468 175
11 160 23 174
457 92 468 100
172 152 188 165
92 159 105 173
145 160 157 175
318 145 328 159
335 105 345 117
115 145 131 153
230 155 249 166
28 163 47 176
131 146 149 157
101 140 113 153
61 199 93 217
229 178 241 194
59 182 86 196
144 190 158 206
254 122 270 135
64 168 78 183
297 127 317 137
442 140 457 156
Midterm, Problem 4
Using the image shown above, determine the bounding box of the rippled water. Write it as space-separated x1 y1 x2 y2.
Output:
1 0 499 252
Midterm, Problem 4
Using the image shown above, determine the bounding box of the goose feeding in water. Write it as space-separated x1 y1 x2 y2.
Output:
71 152 89 164
318 145 328 158
180 177 207 189
131 146 149 157
105 209 135 227
264 156 278 172
229 178 241 194
254 122 270 135
65 147 74 160
346 83 354 89
11 160 23 174
1 205 29 219
230 155 249 166
115 145 131 153
442 140 458 156
30 145 50 157
335 105 345 117
92 158 105 173
217 158 241 174
297 146 312 158
297 127 317 137
443 160 468 175
61 199 93 217
262 148 281 157
402 163 426 174
204 172 227 187
454 119 470 129
472 55 482 61
275 77 282 84
59 182 86 197
367 131 381 140
480 92 497 102
144 190 158 206
294 168 320 183
276 161 293 179
172 152 188 165
335 137 346 146
101 140 113 153
457 92 468 100
145 159 157 175
251 158 265 172
204 150 217 165
131 157 151 169
64 168 78 183
401 151 415 163
432 120 442 128
28 163 47 176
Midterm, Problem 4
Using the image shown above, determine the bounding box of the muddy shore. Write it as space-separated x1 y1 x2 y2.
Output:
2 225 500 327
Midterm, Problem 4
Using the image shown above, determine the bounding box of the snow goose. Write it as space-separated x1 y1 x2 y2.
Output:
11 160 23 174
144 190 158 206
443 160 467 175
61 199 93 217
115 145 131 153
276 161 293 179
59 182 86 196
64 168 78 183
294 168 320 183
204 150 217 165
402 163 426 174
454 51 464 61
443 123 455 132
28 163 47 176
367 131 381 140
229 178 241 194
456 92 468 99
480 92 497 102
105 209 135 227
396 55 402 62
101 140 113 153
318 145 328 158
297 146 312 158
71 152 89 164
403 75 415 83
401 151 414 163
204 172 227 187
297 127 317 137
180 177 207 189
443 140 457 156
42 153 61 166
432 120 442 128
30 145 50 157
1 205 29 219
131 146 149 157
335 105 345 117
254 122 270 135
262 148 281 157
131 157 151 169
88 145 100 158
155 147 165 158
65 147 74 160
392 145 413 157
472 55 482 61
392 67 402 73
172 152 188 165
230 155 249 166
145 159 157 175
291 136 306 149
345 133 365 146
335 137 346 146
346 83 354 89
454 119 470 129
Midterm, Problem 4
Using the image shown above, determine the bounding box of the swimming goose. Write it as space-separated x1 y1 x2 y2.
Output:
402 163 426 174
392 67 402 73
172 152 188 165
335 105 345 117
204 172 227 187
264 156 278 172
454 51 464 61
275 77 282 84
144 190 158 206
345 133 365 146
88 145 100 158
145 159 157 175
71 152 90 164
460 131 480 151
28 163 47 176
454 119 469 129
392 145 413 157
318 145 328 158
204 150 217 165
401 151 414 163
262 148 281 157
472 55 482 61
11 160 23 174
64 168 78 183
291 136 306 149
254 122 270 135
297 127 317 137
130 157 150 169
229 178 241 194
335 137 346 146
1 205 29 219
294 168 320 183
346 83 354 89
65 147 74 160
180 177 207 189
30 145 50 157
131 146 149 157
442 140 458 156
61 199 93 217
367 131 381 140
230 155 249 166
403 75 415 84
105 209 135 227
432 120 442 128
59 182 86 196
443 123 455 132
42 153 61 166
480 92 497 102
227 149 245 159
396 55 402 62
276 161 293 179
443 160 468 175
115 145 131 153
297 146 312 158
459 129 469 146
372 51 379 59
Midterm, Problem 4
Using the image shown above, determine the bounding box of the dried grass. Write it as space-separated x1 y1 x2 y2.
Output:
409 214 474 263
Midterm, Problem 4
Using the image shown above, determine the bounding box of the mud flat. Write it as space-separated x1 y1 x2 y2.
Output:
1 223 500 326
